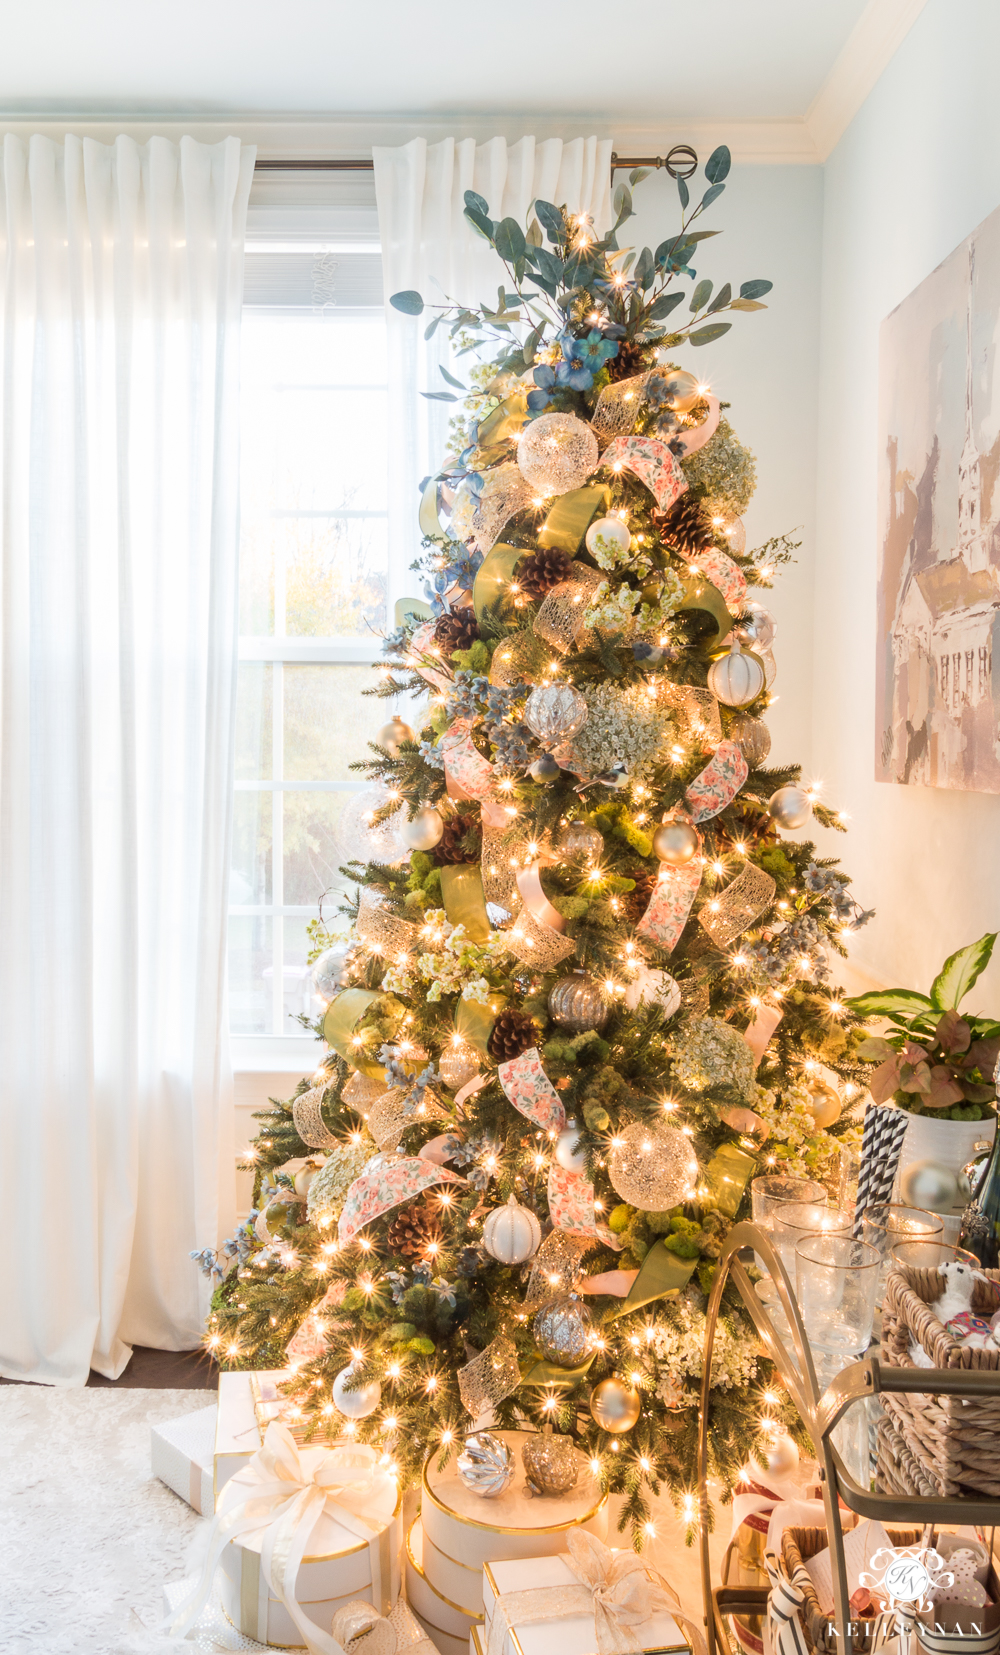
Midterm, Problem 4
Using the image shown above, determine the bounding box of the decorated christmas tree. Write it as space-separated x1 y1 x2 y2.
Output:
201 148 874 1543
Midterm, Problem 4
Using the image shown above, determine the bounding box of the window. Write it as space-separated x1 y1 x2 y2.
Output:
229 186 391 1042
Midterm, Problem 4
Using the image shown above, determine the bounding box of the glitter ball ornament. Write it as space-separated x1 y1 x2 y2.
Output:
707 642 766 708
585 515 631 560
768 785 812 830
624 967 681 1020
529 752 561 783
532 1293 593 1366
338 786 410 866
589 1376 642 1435
457 1431 515 1498
311 941 354 1002
554 1119 587 1174
652 820 700 865
900 1159 960 1214
376 715 416 756
557 821 604 861
438 1040 480 1092
516 412 599 496
807 1078 841 1130
608 1121 699 1212
331 1362 382 1420
733 601 776 651
728 712 771 769
525 683 588 747
482 1194 542 1264
521 1432 581 1497
548 972 609 1032
401 803 445 851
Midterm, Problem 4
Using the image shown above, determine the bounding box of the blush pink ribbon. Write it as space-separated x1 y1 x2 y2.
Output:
601 435 687 511
548 1162 620 1250
686 546 747 615
338 1153 465 1244
406 620 452 692
637 739 749 951
742 1003 784 1064
497 1046 566 1134
684 739 748 822
515 860 566 932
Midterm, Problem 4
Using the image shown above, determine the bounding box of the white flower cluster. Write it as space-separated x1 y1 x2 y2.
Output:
648 1299 759 1397
381 909 510 1004
752 1080 861 1181
567 682 673 785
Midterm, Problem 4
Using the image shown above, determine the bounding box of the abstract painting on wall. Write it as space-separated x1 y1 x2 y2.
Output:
877 203 1000 791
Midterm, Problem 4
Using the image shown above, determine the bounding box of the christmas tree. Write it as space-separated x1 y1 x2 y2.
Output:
201 148 873 1544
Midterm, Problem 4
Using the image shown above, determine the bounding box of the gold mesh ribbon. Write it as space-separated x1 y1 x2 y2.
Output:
343 1070 388 1110
651 681 722 747
699 864 776 948
366 1086 446 1153
506 906 576 969
533 564 604 654
525 1230 592 1307
291 1086 338 1151
457 1333 522 1416
355 889 417 963
470 463 537 557
590 371 655 448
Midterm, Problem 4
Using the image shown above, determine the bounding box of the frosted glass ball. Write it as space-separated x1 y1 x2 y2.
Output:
312 941 354 1002
338 786 410 866
525 683 588 746
332 1363 382 1420
517 413 599 496
608 1121 699 1212
733 601 776 651
585 515 631 559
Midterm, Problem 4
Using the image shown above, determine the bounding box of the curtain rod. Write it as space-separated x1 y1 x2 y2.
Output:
253 147 696 178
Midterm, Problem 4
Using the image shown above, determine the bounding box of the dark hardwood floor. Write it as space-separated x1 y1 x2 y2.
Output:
1 1346 219 1389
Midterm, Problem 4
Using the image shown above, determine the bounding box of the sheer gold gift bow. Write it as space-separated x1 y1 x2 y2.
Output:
167 1423 397 1655
487 1529 707 1655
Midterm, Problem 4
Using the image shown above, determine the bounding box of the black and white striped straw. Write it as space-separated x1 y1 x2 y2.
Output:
852 1103 910 1237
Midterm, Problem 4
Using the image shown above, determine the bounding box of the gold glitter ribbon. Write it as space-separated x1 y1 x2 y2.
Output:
457 1332 522 1415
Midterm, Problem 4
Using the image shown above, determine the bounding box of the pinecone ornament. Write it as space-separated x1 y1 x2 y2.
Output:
431 813 482 866
714 802 779 856
386 1202 443 1259
434 609 480 657
517 546 574 602
653 494 712 556
487 1007 538 1063
623 869 657 926
606 339 654 382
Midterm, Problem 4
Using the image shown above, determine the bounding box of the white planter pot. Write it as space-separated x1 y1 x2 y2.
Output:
894 1111 995 1240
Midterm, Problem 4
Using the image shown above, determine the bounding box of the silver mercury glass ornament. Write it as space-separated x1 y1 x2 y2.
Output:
456 1431 515 1499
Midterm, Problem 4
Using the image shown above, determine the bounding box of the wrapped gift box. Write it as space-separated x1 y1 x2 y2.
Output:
214 1370 264 1500
151 1402 217 1515
406 1514 484 1655
482 1552 691 1655
216 1449 402 1647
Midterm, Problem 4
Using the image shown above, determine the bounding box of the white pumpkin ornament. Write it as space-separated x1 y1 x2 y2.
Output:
332 1361 382 1420
482 1194 542 1264
706 641 766 708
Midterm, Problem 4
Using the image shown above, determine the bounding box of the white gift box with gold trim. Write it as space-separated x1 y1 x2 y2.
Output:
213 1371 265 1502
421 1430 608 1579
482 1554 691 1655
406 1514 482 1645
215 1456 403 1647
151 1403 217 1515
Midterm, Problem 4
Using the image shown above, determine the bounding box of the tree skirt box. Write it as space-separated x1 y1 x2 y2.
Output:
215 1453 402 1646
482 1553 691 1655
151 1402 217 1515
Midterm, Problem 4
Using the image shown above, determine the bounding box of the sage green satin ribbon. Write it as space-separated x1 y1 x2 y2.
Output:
439 863 490 943
323 988 384 1080
455 992 506 1054
537 483 612 554
477 389 529 446
473 542 523 622
676 565 732 653
703 1141 757 1217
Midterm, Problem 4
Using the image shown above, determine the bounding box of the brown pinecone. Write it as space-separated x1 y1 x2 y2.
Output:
713 803 778 856
653 494 712 556
517 546 574 601
434 609 480 657
431 813 482 866
623 869 658 925
386 1202 443 1260
606 339 654 382
487 1007 538 1063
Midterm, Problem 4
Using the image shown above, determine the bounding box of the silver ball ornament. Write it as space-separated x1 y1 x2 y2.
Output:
589 1376 642 1435
376 715 416 757
457 1431 515 1498
401 804 445 851
532 1293 593 1366
767 785 812 831
331 1363 382 1420
652 820 700 866
557 821 604 861
525 683 588 746
554 1119 587 1173
899 1159 961 1215
732 602 776 651
529 752 561 783
548 972 609 1032
312 941 354 1002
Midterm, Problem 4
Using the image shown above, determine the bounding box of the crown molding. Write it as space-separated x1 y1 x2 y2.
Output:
806 0 930 160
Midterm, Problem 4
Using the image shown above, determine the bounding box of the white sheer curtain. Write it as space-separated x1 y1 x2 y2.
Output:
0 134 254 1384
373 135 613 610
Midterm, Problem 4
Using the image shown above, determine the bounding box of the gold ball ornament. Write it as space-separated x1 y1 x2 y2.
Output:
521 1432 581 1497
532 1293 594 1366
767 785 812 831
652 819 700 866
516 411 599 496
655 367 701 412
401 803 445 851
548 972 609 1032
482 1194 542 1264
808 1079 841 1130
589 1376 642 1435
376 715 416 757
525 683 588 746
608 1120 699 1212
706 642 766 708
728 713 771 768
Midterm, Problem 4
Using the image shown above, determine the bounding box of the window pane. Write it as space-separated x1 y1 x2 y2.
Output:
229 915 273 1035
231 789 272 906
283 663 388 781
282 916 324 1032
268 387 387 513
282 516 387 638
238 522 275 636
283 791 353 908
235 662 273 780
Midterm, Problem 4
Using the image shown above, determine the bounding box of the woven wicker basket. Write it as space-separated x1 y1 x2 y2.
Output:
781 1524 923 1655
879 1265 1000 1498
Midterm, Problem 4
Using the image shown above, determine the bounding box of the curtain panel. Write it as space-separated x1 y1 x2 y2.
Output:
0 133 254 1383
372 135 613 615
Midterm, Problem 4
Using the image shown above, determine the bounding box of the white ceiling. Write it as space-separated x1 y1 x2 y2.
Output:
0 0 873 121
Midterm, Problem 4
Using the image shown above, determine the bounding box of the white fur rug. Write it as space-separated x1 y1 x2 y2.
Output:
0 1386 209 1655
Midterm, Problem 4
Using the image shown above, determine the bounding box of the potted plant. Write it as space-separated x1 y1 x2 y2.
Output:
846 932 1000 1188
